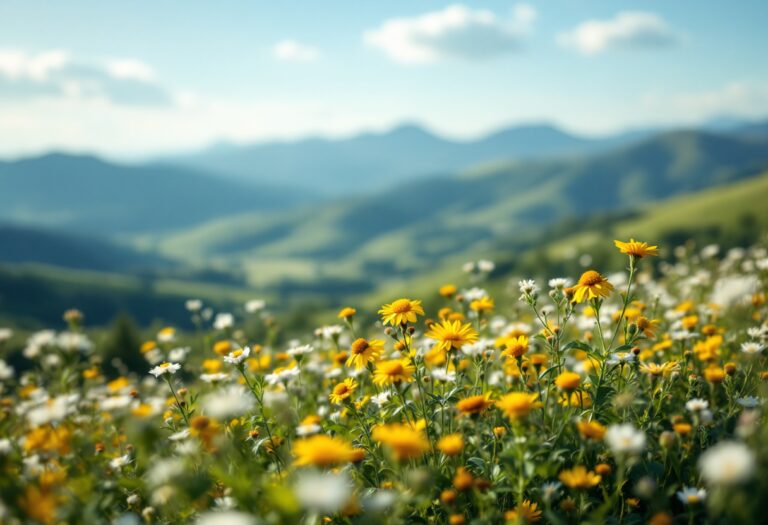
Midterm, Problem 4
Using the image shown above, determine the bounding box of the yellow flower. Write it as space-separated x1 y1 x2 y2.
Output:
576 420 606 440
139 340 157 354
437 433 465 456
693 335 722 362
157 326 176 341
23 425 71 455
560 391 592 408
681 315 699 330
190 416 221 451
372 359 416 386
424 346 448 366
636 316 660 336
338 307 357 320
106 376 130 392
425 319 479 352
496 392 542 421
379 298 425 326
452 467 474 491
82 367 99 380
18 485 60 525
456 394 494 415
213 340 233 356
292 434 356 467
372 422 430 460
614 239 659 259
571 270 614 303
329 378 358 405
639 361 679 377
500 335 529 359
469 296 495 313
505 500 542 523
131 403 154 418
346 338 384 369
555 371 581 391
202 359 223 373
439 284 457 297
558 465 601 489
703 365 725 383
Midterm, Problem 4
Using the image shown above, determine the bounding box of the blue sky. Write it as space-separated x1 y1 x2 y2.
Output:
0 0 766 157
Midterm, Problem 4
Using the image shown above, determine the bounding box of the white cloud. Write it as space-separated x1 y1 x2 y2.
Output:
0 49 70 80
273 40 320 63
558 11 679 55
106 59 156 82
0 49 171 105
642 82 768 123
364 3 535 64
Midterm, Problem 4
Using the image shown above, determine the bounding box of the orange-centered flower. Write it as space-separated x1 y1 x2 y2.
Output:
559 465 601 489
372 359 415 386
329 378 358 404
614 238 659 259
345 338 383 369
425 319 478 352
496 392 542 421
456 394 494 415
292 434 356 467
571 270 614 303
379 298 425 326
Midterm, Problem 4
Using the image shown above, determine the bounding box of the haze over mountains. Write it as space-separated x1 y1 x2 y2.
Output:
1 118 768 324
164 122 656 195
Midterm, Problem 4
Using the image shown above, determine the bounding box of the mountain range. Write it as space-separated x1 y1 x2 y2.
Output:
0 153 306 235
1 118 768 325
152 128 768 291
162 123 661 195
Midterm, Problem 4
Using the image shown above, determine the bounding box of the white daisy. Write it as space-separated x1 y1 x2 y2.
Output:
699 441 755 486
201 385 255 419
685 398 709 412
149 362 181 377
605 424 646 455
265 366 300 385
168 346 191 362
185 299 202 312
286 344 314 357
213 313 235 330
223 347 251 365
676 487 706 505
371 391 392 407
548 277 571 290
244 299 266 313
740 342 765 354
294 471 352 513
109 454 132 470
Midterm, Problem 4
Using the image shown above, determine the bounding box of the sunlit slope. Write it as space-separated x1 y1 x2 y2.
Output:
153 130 768 290
545 169 768 260
361 169 768 309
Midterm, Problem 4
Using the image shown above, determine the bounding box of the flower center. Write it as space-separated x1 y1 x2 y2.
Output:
351 338 370 354
579 271 603 286
390 300 412 313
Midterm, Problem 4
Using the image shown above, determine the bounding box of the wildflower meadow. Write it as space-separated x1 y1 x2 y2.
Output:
1 238 768 525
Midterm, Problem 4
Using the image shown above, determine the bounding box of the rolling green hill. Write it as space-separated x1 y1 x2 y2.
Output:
0 153 309 235
353 169 768 314
0 223 172 271
150 130 768 296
